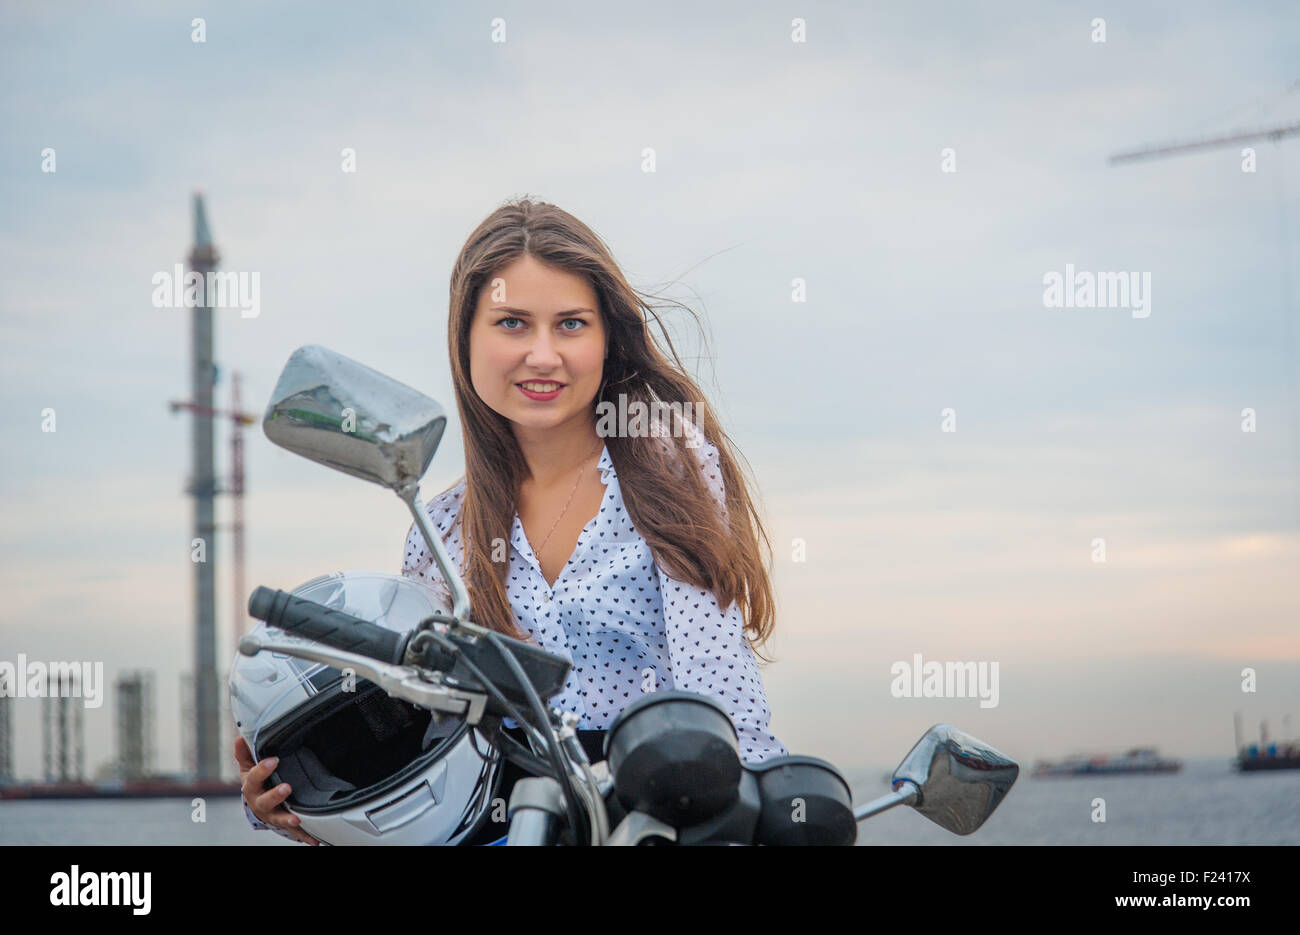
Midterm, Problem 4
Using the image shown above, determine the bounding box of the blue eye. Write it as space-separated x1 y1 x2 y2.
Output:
496 316 586 332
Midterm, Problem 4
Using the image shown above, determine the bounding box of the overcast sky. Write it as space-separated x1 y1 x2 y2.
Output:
2 1 1298 783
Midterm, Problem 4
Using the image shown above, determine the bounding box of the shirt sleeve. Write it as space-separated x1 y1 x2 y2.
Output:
655 432 788 764
243 795 307 842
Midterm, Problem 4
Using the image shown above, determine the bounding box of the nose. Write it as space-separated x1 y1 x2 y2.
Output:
524 328 562 370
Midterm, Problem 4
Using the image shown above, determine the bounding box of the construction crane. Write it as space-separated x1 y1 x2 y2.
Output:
1109 87 1299 531
1107 102 1298 316
1109 119 1300 164
170 191 265 780
1110 79 1300 164
183 192 220 781
169 374 257 661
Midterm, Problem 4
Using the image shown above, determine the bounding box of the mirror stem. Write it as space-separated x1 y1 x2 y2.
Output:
397 481 472 625
853 780 919 823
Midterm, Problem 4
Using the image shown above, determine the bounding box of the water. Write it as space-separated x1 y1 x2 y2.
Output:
1 758 1294 845
849 757 1300 845
0 798 296 846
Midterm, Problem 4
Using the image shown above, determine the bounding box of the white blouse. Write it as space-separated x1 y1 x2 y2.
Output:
245 430 787 840
400 433 788 764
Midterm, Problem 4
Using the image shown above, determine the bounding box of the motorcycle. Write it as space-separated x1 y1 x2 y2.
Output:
235 345 1019 845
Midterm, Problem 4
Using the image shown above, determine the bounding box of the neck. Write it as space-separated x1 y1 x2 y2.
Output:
514 420 604 488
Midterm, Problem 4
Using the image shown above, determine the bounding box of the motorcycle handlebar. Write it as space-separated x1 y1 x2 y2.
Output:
247 586 407 665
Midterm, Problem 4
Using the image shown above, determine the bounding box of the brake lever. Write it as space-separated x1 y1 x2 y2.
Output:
238 633 489 724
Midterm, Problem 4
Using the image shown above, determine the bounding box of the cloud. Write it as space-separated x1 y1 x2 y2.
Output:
1 0 1298 783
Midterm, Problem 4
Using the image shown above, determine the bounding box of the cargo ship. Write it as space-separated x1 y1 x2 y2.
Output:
1234 713 1300 772
1033 747 1182 777
1237 743 1300 771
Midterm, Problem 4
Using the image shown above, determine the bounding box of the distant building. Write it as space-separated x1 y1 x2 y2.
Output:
43 669 84 782
116 671 156 780
0 671 12 782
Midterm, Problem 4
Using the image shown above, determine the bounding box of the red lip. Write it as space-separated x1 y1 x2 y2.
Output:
516 382 565 401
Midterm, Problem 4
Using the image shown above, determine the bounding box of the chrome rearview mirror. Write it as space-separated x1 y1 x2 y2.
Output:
262 345 470 623
854 724 1018 836
263 344 446 490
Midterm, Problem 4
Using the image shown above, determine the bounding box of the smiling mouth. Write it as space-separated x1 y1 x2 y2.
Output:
516 381 565 392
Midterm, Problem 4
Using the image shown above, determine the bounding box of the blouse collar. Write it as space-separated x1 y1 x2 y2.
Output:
597 442 616 482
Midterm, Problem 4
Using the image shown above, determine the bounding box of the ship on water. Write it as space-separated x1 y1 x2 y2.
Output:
1033 747 1182 778
1234 713 1300 772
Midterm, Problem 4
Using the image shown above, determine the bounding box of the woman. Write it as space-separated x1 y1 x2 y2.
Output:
238 198 787 844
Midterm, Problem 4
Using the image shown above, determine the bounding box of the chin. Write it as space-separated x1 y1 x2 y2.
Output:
508 409 569 429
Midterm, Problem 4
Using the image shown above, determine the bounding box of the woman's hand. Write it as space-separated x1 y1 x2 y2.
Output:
235 735 321 845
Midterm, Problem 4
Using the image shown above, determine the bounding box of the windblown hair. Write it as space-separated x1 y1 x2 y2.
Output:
442 197 777 659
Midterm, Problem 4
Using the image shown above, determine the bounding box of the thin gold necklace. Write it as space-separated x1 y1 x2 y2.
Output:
527 437 604 559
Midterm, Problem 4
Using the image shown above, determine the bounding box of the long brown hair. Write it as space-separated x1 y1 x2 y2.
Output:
442 197 777 660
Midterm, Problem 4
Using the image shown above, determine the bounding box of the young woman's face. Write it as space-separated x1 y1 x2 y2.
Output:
469 253 606 436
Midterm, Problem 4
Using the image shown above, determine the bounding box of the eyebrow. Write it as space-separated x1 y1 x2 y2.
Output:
489 306 596 316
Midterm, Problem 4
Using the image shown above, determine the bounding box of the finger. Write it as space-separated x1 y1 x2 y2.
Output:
233 736 255 769
250 756 280 786
241 773 261 799
241 757 279 797
252 781 293 817
268 811 319 846
288 823 321 846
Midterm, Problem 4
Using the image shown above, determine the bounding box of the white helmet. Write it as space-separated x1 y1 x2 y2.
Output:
229 571 502 846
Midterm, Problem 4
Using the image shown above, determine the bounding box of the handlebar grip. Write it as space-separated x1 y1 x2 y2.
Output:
247 586 407 665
